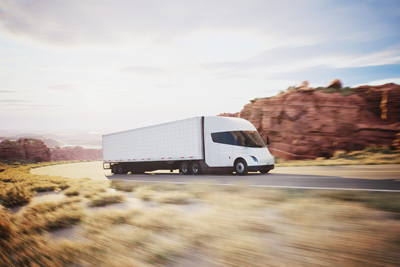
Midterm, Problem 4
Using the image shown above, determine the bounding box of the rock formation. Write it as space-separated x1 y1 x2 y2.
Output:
327 79 342 89
217 112 240 118
221 80 400 160
0 138 51 162
51 146 102 161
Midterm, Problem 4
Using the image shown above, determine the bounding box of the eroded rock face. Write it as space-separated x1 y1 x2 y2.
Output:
327 79 342 89
51 146 102 161
0 138 51 162
217 112 240 118
225 83 400 160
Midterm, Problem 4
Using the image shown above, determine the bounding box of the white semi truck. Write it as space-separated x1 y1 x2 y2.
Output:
102 116 274 175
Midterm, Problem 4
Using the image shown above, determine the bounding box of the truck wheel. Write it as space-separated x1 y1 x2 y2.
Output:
191 161 201 175
112 164 119 174
180 161 191 175
234 159 248 176
118 163 128 174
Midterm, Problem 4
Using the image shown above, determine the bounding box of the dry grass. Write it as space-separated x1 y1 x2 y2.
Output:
17 200 85 234
276 147 400 167
0 206 79 266
51 185 400 267
110 179 140 192
0 182 34 207
88 192 126 207
2 163 400 266
152 191 192 204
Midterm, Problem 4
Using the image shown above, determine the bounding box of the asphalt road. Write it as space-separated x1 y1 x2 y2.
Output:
31 162 400 191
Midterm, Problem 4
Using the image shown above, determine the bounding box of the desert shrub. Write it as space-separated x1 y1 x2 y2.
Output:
64 186 81 197
19 201 85 234
332 150 347 158
315 191 400 213
111 180 140 192
0 206 79 266
324 87 338 93
152 191 192 204
0 183 34 207
88 192 126 207
365 144 379 153
340 87 354 96
0 206 16 241
377 145 392 154
27 201 60 214
135 186 155 201
30 182 58 192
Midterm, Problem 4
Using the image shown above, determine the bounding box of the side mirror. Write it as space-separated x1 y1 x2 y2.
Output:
266 136 270 146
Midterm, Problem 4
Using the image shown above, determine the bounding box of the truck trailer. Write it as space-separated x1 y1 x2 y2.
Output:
102 116 274 175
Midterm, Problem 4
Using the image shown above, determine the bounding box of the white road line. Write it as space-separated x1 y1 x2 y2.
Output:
117 180 400 192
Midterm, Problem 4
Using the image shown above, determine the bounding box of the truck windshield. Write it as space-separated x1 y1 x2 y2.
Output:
241 131 266 147
211 131 266 148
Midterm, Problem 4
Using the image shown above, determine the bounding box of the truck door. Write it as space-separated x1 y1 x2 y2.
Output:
219 144 233 166
207 139 220 166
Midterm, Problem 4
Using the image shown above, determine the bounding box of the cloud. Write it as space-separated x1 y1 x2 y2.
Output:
0 90 14 93
0 99 32 103
270 64 400 87
200 39 400 80
48 84 76 92
1 0 399 47
121 66 165 75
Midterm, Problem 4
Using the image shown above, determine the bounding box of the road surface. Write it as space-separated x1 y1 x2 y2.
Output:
31 161 400 191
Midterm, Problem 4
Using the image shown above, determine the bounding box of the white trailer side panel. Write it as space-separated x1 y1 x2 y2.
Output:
103 117 203 162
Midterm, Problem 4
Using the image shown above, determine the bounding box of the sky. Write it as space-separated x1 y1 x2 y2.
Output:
1 0 400 136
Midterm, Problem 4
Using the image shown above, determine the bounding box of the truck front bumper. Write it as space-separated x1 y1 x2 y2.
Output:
248 164 275 172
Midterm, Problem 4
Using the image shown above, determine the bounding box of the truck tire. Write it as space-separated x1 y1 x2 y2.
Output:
234 159 248 176
191 161 202 175
112 164 119 174
118 163 128 174
180 161 191 175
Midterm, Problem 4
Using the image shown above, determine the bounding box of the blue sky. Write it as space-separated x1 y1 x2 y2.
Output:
0 0 399 134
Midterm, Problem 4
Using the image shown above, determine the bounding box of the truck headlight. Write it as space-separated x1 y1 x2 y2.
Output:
250 156 258 163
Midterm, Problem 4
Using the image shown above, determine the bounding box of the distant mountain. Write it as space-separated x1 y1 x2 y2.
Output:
6 135 64 148
0 132 102 149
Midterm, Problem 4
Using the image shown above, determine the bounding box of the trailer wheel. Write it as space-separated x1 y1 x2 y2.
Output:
191 161 202 175
118 163 128 174
112 164 119 174
180 161 191 175
234 159 248 176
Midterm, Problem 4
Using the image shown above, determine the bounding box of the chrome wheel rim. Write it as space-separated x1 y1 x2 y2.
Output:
182 164 188 173
192 164 199 173
236 162 244 173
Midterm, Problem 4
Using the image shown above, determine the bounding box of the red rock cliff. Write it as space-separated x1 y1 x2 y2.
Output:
224 82 400 160
51 146 102 161
0 138 51 162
